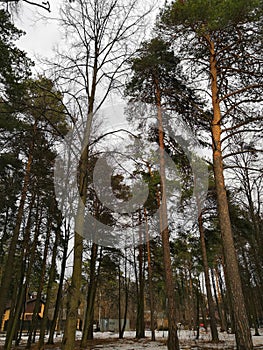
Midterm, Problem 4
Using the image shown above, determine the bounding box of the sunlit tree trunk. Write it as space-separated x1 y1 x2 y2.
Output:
209 38 253 350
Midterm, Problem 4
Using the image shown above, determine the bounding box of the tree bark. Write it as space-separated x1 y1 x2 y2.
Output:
0 133 35 324
47 225 69 344
144 207 156 341
209 38 253 350
154 77 180 350
241 249 260 336
196 206 219 341
62 101 94 349
80 243 99 347
38 216 61 350
119 250 129 339
136 210 145 339
26 216 52 348
4 193 36 350
62 22 96 348
210 267 227 332
195 285 200 340
61 230 83 350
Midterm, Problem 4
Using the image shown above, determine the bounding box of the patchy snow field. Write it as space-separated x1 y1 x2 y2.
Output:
1 329 263 349
89 329 263 349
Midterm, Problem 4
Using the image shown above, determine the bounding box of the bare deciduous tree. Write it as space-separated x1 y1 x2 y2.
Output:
45 1 156 349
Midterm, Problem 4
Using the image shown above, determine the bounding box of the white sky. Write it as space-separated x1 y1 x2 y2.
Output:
14 0 165 67
15 0 63 64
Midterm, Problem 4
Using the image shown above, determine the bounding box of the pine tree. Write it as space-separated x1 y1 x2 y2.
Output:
159 1 263 349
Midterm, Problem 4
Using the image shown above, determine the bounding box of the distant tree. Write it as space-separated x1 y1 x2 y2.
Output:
226 134 263 278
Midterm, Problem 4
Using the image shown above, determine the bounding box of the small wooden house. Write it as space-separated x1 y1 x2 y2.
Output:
1 298 45 331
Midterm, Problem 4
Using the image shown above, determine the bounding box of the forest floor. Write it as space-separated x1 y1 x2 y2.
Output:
1 329 263 349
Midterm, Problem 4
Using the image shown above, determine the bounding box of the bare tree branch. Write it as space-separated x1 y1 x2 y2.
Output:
0 0 51 11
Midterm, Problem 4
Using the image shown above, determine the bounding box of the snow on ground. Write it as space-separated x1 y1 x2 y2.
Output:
1 329 263 349
81 329 263 348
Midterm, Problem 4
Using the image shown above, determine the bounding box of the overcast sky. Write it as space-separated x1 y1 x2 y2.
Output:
14 0 165 69
15 1 63 65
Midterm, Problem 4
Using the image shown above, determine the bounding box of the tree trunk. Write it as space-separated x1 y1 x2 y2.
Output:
47 225 69 344
4 259 24 350
0 139 34 324
209 38 253 350
216 264 231 331
0 207 12 283
4 281 20 347
243 166 263 257
62 111 93 350
38 216 61 350
195 285 200 340
62 49 96 348
196 204 219 341
27 216 51 348
62 231 83 350
119 250 129 339
210 267 227 332
118 263 122 337
154 77 180 350
80 243 101 347
4 193 37 350
136 211 145 339
241 249 260 336
145 208 156 341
